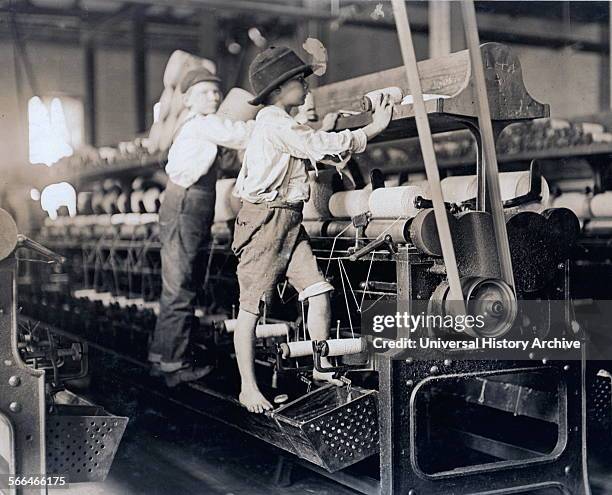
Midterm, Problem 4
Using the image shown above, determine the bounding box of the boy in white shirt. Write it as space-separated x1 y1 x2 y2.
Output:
149 67 254 387
232 46 393 413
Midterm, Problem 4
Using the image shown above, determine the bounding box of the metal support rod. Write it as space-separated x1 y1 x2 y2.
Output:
17 235 66 264
84 38 97 146
391 0 465 308
132 6 147 133
460 0 516 292
198 9 220 88
198 9 217 60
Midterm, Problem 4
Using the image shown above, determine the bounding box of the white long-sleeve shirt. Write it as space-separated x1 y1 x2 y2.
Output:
166 112 255 188
234 105 367 204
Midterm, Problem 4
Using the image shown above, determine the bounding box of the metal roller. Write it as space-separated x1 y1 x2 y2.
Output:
323 221 356 238
364 221 411 242
584 219 612 235
302 220 327 237
541 207 580 259
410 208 459 257
324 220 411 243
506 211 555 293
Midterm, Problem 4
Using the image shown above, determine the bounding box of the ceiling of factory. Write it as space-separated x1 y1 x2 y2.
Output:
0 1 610 53
6 0 609 20
6 0 608 22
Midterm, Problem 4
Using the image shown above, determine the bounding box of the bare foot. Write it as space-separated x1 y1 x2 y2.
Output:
239 387 273 414
313 369 344 386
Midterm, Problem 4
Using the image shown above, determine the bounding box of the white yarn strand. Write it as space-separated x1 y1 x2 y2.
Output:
359 252 376 312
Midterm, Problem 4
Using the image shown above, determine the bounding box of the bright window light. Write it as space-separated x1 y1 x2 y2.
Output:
40 182 77 220
28 96 83 167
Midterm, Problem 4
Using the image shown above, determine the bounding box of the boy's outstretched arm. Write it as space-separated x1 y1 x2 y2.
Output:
277 94 394 166
197 114 256 150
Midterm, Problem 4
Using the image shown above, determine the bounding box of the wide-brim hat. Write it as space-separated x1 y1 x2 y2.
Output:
248 46 313 105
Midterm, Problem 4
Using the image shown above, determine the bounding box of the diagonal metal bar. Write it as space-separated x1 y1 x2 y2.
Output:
390 0 465 311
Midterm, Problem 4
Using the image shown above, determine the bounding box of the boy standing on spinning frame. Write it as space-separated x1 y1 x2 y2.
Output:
232 46 393 413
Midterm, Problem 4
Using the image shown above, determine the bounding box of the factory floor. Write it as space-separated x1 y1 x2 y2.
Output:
46 392 612 495
46 372 612 495
49 381 358 495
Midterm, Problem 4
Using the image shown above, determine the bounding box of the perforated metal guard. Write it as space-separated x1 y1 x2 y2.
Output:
588 374 611 431
46 407 127 482
273 385 379 472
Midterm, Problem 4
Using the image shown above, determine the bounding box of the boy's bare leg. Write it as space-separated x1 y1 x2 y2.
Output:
306 293 344 386
234 309 273 413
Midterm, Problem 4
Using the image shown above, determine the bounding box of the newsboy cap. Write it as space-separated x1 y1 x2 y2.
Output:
180 67 221 93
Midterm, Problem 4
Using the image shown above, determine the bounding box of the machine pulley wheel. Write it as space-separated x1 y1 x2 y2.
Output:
429 276 517 338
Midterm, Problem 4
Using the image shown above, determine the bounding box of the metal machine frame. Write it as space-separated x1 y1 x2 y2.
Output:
0 257 46 495
375 247 590 494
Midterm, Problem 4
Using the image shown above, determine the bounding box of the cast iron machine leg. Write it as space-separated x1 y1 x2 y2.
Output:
0 257 47 495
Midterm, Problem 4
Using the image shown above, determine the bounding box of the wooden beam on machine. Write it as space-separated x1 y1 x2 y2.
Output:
429 0 451 58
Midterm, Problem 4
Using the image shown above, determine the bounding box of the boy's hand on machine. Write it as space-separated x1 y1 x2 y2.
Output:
362 93 393 140
371 93 393 131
